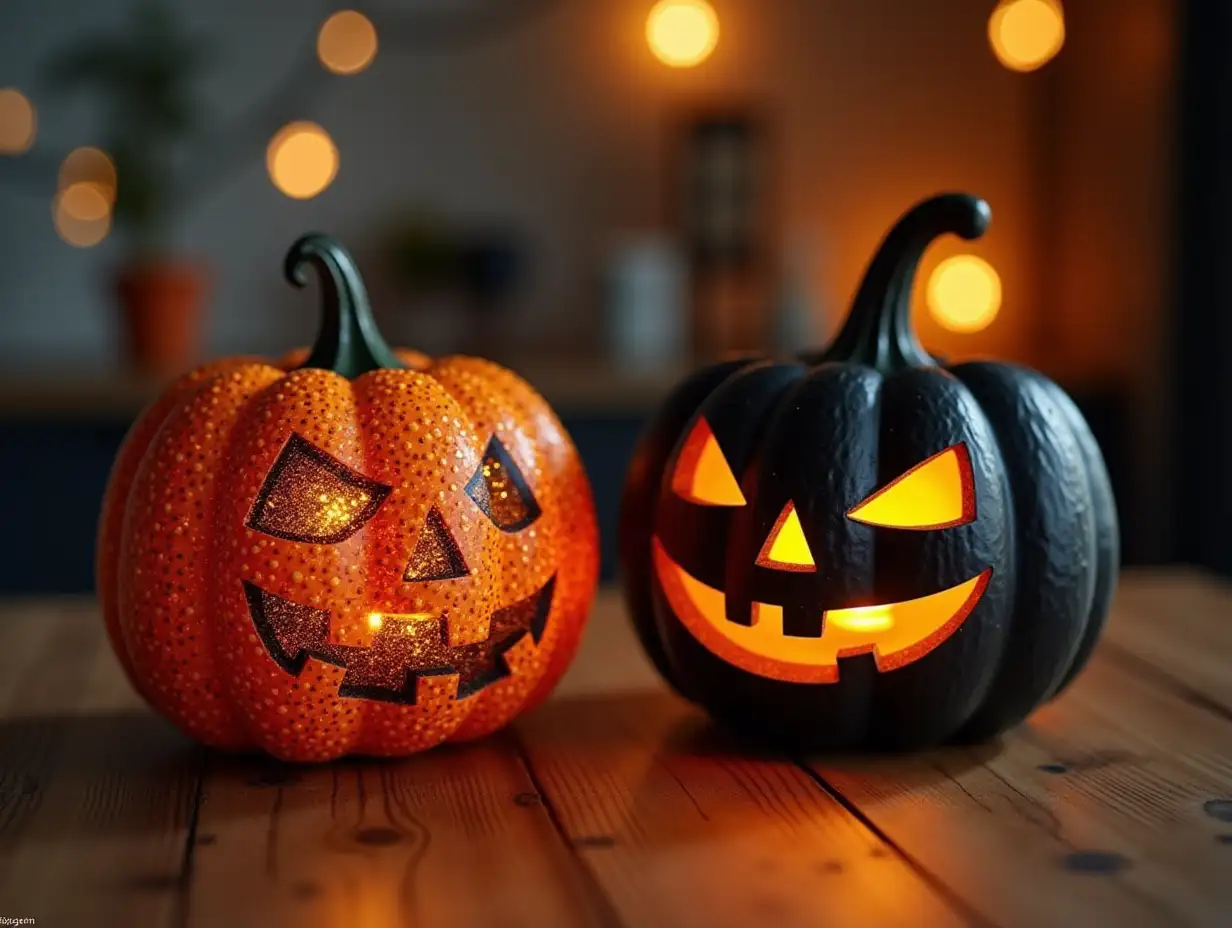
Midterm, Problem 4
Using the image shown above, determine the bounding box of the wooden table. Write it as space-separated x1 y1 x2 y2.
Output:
1 571 1230 927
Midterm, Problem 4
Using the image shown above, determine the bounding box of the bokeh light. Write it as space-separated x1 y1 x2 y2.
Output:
267 122 339 199
927 255 1002 334
53 184 111 247
989 0 1065 72
646 0 719 68
317 10 378 75
0 88 37 155
58 147 117 209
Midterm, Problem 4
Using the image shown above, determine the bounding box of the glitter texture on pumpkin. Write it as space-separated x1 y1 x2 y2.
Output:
96 235 599 762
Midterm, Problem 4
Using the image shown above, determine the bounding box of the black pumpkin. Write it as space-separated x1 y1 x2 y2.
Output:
619 193 1119 750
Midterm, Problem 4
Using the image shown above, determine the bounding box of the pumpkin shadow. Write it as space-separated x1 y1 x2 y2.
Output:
0 693 1005 876
658 697 1003 780
520 689 1001 849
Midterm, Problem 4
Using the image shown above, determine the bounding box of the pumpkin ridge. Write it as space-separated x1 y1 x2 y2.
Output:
420 359 542 742
349 369 482 755
98 359 247 703
346 372 377 757
205 365 293 753
948 362 1098 740
427 355 597 731
1037 375 1119 696
219 367 377 760
863 365 1015 745
349 369 486 755
122 362 283 750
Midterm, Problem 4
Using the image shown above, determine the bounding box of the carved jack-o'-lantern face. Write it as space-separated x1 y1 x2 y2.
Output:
653 417 990 683
97 234 599 762
621 194 1119 752
242 432 557 703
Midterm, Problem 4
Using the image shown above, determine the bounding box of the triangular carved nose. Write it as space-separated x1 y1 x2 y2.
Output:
756 501 817 573
403 507 469 581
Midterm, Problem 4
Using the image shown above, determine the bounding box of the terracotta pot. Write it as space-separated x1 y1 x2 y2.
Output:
114 261 208 377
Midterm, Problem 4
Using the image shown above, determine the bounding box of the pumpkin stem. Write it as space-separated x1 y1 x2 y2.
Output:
287 233 405 379
811 193 991 372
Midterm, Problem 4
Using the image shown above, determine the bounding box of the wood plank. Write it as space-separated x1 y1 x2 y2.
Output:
1104 570 1232 713
516 690 972 928
3 575 1231 928
0 603 199 926
552 590 665 700
187 735 606 928
811 650 1232 927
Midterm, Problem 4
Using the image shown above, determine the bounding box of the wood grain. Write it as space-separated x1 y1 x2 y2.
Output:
0 601 199 926
187 736 605 928
810 648 1232 927
0 574 1229 927
517 690 972 927
1103 568 1232 714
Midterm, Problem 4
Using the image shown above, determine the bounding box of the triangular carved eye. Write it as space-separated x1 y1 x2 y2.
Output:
247 434 390 544
404 507 469 581
671 417 746 507
847 443 976 530
466 437 541 533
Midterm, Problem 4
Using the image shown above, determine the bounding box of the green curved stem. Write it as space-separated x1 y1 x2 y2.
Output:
286 233 404 379
812 193 991 372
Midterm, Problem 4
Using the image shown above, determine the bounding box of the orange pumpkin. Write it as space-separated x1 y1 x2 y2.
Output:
97 234 599 762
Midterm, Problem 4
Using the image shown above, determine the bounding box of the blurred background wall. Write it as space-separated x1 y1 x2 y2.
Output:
3 0 1109 363
0 0 1187 590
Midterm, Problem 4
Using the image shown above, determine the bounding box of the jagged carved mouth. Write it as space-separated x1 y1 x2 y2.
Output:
653 537 989 684
242 576 556 704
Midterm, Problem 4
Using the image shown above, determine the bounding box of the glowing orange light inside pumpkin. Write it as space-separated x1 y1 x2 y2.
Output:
847 444 975 530
671 417 746 506
827 603 894 633
653 536 991 683
367 613 384 631
757 502 816 571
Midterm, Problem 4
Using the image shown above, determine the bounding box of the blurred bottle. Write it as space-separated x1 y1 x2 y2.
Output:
604 235 688 373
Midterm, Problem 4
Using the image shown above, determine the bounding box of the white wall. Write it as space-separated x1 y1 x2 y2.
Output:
0 0 1039 368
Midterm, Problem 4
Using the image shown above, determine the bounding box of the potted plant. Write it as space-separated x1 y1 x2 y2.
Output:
46 0 212 376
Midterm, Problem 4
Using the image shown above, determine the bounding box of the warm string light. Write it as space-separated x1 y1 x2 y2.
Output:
267 121 339 199
317 10 379 75
53 147 117 247
646 0 720 68
0 88 36 155
52 186 111 248
989 0 1065 72
927 255 1002 334
59 146 117 208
